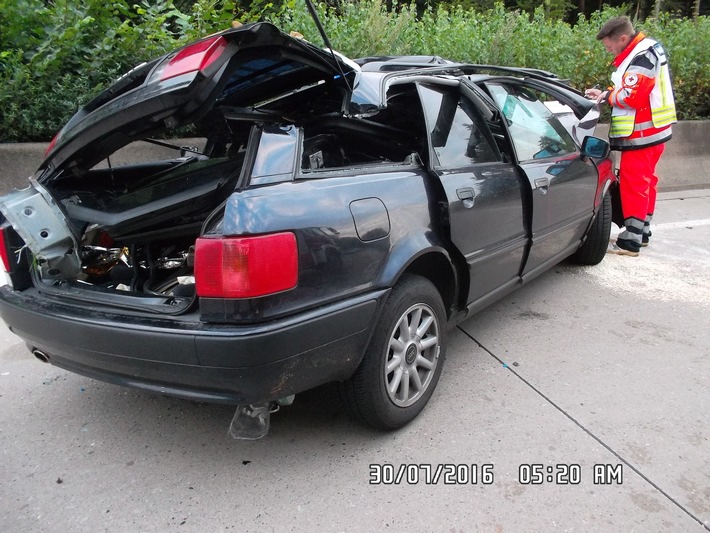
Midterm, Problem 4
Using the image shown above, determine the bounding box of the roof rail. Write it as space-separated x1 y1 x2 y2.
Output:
457 64 572 86
356 55 454 72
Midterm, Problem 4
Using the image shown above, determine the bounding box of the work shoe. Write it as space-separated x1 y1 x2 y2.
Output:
607 238 640 257
641 231 652 247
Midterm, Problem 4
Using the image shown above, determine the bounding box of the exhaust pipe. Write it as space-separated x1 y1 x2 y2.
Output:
32 349 50 363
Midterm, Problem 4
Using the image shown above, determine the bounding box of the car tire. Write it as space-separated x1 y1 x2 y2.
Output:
572 192 612 265
339 274 447 430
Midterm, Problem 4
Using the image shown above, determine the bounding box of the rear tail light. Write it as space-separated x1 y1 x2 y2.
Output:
158 35 228 82
194 233 298 298
0 224 32 289
0 227 11 273
44 132 60 158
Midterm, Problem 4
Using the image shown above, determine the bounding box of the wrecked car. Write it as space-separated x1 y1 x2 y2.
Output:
0 21 615 433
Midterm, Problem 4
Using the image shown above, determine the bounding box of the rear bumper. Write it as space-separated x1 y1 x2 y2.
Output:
0 285 387 404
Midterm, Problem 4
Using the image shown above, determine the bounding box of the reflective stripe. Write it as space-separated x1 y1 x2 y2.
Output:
635 120 656 129
659 64 669 102
652 104 677 127
643 214 653 237
650 45 677 128
610 115 635 136
609 37 676 142
619 217 644 245
610 128 672 148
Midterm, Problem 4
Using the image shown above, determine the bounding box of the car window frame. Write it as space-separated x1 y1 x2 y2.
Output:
481 81 580 163
416 81 502 172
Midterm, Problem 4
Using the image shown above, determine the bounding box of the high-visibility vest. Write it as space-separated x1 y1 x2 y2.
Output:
608 37 677 147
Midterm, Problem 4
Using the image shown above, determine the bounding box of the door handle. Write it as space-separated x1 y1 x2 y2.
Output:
534 177 549 195
456 187 475 208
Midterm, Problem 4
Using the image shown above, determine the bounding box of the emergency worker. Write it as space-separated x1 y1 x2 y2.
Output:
585 16 676 256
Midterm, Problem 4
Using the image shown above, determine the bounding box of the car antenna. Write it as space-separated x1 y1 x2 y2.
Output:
304 0 352 92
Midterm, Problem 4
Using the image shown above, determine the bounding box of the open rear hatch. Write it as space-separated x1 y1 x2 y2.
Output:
0 22 358 314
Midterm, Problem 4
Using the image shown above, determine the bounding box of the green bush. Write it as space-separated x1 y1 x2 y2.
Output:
271 2 708 121
1 0 707 142
641 14 710 119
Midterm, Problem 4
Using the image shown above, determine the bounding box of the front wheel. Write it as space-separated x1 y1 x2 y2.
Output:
339 274 447 430
572 192 612 265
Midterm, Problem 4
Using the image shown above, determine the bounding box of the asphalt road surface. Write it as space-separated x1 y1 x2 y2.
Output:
1 189 708 533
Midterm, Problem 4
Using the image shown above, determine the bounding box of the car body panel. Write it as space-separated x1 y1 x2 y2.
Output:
519 156 599 276
415 82 527 304
213 165 443 322
480 80 602 277
0 284 385 403
0 37 616 408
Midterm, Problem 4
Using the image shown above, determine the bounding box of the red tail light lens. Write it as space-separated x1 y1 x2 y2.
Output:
44 132 60 158
0 227 12 273
159 36 228 82
195 233 298 298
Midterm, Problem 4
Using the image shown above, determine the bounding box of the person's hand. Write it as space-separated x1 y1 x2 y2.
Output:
585 88 608 104
585 88 602 100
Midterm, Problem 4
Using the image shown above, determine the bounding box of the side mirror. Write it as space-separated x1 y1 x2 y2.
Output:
580 136 610 159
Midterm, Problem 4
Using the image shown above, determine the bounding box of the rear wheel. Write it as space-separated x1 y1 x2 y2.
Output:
339 274 447 430
572 192 612 265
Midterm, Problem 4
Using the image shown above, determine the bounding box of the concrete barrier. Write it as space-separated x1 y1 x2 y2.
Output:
1 121 708 194
594 121 709 192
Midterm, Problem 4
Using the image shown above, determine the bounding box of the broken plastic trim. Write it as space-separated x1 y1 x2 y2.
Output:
32 272 194 315
228 396 294 440
228 403 273 440
0 178 81 279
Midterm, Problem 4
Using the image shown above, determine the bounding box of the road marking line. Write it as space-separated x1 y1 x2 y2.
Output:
653 219 710 230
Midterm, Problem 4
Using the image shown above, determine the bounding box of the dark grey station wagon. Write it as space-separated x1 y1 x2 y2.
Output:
0 22 615 432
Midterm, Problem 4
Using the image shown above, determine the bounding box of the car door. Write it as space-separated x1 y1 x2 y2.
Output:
483 81 599 279
417 82 527 308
